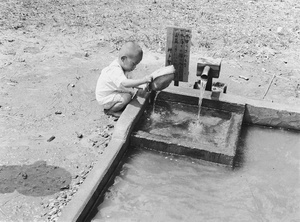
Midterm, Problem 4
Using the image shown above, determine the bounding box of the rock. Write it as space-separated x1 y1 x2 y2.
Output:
277 27 284 35
47 136 55 142
75 131 83 138
238 75 249 80
60 185 69 190
21 172 27 179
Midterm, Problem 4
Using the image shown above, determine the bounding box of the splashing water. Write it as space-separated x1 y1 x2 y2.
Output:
197 79 208 123
188 120 203 142
151 91 161 121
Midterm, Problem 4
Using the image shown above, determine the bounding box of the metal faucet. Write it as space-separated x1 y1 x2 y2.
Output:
194 57 222 91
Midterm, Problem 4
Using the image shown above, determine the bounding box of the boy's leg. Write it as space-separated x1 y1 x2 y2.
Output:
104 92 132 116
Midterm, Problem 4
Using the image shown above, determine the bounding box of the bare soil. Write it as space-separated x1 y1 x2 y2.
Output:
0 0 299 221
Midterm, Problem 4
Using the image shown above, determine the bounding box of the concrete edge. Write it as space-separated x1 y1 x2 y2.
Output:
59 85 300 221
58 89 151 222
131 131 234 166
158 86 245 114
112 90 151 141
163 85 300 131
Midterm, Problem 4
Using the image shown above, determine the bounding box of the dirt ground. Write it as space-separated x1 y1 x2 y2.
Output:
0 0 299 221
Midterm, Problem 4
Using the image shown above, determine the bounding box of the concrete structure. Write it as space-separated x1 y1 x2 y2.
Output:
59 85 300 222
131 89 245 167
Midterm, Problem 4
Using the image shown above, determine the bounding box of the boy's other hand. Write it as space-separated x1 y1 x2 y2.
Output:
144 75 153 83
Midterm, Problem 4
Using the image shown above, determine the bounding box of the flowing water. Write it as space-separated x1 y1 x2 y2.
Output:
197 79 208 123
91 125 300 221
141 99 234 152
151 91 161 122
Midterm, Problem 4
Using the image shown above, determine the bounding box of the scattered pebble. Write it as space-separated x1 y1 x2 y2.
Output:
75 131 83 139
60 185 70 190
239 75 249 80
277 27 284 35
47 136 55 142
42 164 95 220
21 172 28 179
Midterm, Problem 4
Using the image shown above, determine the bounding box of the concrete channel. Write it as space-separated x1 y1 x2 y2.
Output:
59 84 300 222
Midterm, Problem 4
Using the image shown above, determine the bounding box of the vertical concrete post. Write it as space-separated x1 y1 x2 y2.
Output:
165 27 192 86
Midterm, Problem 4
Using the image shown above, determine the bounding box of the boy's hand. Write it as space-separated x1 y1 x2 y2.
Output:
144 75 153 83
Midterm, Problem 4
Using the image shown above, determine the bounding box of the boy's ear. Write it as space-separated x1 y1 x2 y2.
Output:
120 56 127 62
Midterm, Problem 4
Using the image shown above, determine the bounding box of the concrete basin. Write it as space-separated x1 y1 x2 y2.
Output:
59 84 300 222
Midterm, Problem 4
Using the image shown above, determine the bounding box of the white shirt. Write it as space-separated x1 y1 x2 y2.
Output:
95 59 133 104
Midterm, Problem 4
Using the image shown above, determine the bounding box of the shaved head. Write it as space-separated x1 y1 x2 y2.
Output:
119 42 143 59
118 42 143 71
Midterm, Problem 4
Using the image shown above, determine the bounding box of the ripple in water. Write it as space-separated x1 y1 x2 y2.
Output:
92 125 300 222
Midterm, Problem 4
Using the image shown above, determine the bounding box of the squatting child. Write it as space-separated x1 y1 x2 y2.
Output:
95 42 152 117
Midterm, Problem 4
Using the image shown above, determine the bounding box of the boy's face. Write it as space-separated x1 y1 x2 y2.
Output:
122 53 142 72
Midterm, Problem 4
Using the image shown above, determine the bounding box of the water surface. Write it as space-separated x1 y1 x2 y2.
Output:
140 100 236 154
92 125 300 222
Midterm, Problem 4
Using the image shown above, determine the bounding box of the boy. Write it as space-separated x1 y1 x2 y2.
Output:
95 42 152 117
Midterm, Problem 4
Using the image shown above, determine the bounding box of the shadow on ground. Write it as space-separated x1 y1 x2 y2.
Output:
0 160 72 196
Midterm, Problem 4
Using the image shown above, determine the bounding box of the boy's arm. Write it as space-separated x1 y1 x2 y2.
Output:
121 75 152 88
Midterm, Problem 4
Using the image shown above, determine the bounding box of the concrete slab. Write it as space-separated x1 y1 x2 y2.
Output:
58 89 151 222
164 84 300 131
58 84 300 222
131 125 239 166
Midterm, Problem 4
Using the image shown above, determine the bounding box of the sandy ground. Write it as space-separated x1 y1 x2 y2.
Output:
0 0 300 221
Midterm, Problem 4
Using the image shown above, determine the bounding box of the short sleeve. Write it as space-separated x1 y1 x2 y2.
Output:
112 68 127 87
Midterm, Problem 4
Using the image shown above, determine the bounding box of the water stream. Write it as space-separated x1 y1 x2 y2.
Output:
152 91 160 114
151 91 161 122
197 78 208 123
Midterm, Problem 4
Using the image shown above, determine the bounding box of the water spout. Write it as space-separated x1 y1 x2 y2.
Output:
197 78 208 123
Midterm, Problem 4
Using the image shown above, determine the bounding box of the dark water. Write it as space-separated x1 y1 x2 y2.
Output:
92 125 300 222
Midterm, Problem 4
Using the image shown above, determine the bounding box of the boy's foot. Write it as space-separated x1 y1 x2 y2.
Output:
104 109 123 118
